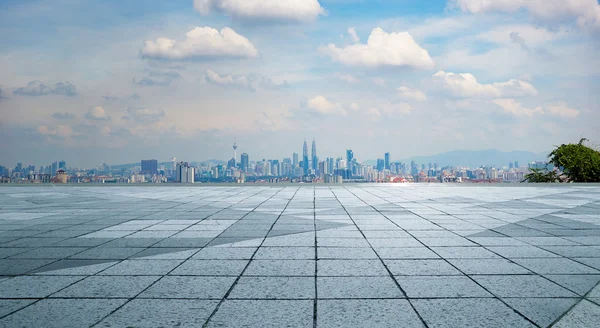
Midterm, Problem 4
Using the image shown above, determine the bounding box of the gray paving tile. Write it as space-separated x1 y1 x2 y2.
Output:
0 259 55 275
69 247 145 260
431 246 501 259
229 276 315 299
0 299 36 318
318 247 378 259
448 258 531 274
317 276 404 299
192 247 256 259
375 247 440 259
244 260 315 276
473 275 579 298
206 300 313 328
0 299 126 328
385 259 463 276
318 259 388 276
52 276 159 298
170 259 248 276
254 247 315 259
512 258 600 274
412 298 536 328
96 299 218 328
98 259 183 275
139 276 236 299
503 298 579 327
396 276 491 298
318 299 425 328
33 259 117 275
0 276 83 298
553 300 600 328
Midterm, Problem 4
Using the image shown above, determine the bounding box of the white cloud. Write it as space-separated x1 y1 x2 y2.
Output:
85 106 111 121
350 103 360 111
432 71 538 98
320 27 435 69
194 0 325 23
545 101 580 118
398 86 427 101
141 27 258 60
205 69 282 91
126 107 166 123
348 27 360 43
337 74 360 83
450 0 600 30
493 99 544 117
493 99 580 118
13 81 76 97
36 125 78 138
307 96 347 115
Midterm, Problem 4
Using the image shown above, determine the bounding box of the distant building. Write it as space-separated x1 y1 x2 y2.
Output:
241 153 249 172
58 161 66 170
141 159 158 175
54 169 68 183
302 140 309 175
311 139 318 171
346 149 354 164
376 158 385 172
384 153 390 170
176 162 195 183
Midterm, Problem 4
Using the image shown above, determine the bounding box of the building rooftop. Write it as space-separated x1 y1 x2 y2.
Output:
0 185 599 327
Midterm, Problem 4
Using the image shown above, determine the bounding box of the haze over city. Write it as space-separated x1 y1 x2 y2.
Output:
1 0 598 167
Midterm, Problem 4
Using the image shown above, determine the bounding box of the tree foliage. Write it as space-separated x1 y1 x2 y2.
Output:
548 138 600 183
522 168 560 183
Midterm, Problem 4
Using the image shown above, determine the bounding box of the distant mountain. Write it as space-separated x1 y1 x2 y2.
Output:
366 150 549 168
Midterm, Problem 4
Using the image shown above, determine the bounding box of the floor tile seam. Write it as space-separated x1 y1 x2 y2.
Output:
352 187 543 328
548 280 600 327
201 186 301 328
333 186 430 328
86 187 277 328
368 187 596 299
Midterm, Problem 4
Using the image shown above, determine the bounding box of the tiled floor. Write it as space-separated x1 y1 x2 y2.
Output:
0 185 599 327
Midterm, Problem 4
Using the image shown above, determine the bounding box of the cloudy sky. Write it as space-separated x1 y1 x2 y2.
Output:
1 0 599 167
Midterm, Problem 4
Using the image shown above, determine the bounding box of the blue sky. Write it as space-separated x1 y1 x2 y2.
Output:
1 0 599 167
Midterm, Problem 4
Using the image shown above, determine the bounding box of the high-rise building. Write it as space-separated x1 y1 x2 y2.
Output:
241 153 249 172
514 161 519 169
377 158 385 172
292 153 299 168
141 159 158 175
58 161 66 170
232 138 238 167
311 139 318 171
302 140 309 174
509 162 514 170
346 150 354 164
176 162 194 183
327 158 334 175
51 162 58 175
384 153 390 170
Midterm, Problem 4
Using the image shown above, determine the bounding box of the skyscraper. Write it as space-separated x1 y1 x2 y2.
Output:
384 152 390 170
292 152 299 168
311 139 318 171
302 140 309 174
58 161 66 170
346 150 354 165
176 162 194 183
377 158 385 172
141 159 158 175
51 162 58 175
241 153 249 172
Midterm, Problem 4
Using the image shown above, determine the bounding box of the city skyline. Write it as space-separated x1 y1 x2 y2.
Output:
1 0 598 167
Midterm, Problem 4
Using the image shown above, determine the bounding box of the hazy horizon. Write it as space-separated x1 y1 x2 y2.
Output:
1 0 598 167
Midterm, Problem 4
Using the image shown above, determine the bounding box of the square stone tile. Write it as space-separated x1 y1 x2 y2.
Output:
396 276 491 298
473 275 578 298
385 259 462 276
192 247 256 259
544 274 600 296
0 259 55 275
317 247 378 259
98 259 182 275
448 259 531 274
96 299 218 328
244 260 315 276
317 277 404 299
139 276 235 299
431 246 501 259
0 299 126 328
229 276 315 299
254 247 315 259
375 247 439 259
318 299 424 328
0 299 36 317
52 276 159 298
170 259 248 276
10 247 87 259
33 259 117 275
503 298 579 327
318 259 388 276
206 300 313 328
69 247 145 260
412 298 535 328
132 248 198 260
0 276 83 298
512 258 600 274
553 300 600 328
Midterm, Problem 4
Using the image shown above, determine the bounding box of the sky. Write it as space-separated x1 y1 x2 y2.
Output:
1 0 599 167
